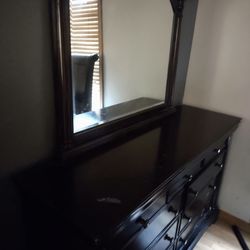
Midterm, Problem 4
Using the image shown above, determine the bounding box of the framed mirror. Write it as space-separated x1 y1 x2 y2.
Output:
52 0 184 151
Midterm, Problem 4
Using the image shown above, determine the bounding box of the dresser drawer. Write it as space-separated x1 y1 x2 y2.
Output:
112 178 186 249
167 144 224 196
180 186 214 234
185 176 219 219
201 139 226 167
185 153 224 208
112 190 168 249
148 219 177 250
123 206 177 250
177 178 219 248
120 188 183 250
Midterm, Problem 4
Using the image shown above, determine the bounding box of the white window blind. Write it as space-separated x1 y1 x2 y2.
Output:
70 0 103 110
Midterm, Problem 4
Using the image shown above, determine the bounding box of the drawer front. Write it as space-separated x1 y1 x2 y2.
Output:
112 190 168 249
185 153 224 209
148 220 177 250
123 207 177 250
122 190 183 250
180 189 207 236
175 139 226 191
177 177 219 248
139 191 167 223
201 140 226 167
113 179 186 249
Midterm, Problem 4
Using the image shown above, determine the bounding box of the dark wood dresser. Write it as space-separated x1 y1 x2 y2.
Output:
15 105 241 250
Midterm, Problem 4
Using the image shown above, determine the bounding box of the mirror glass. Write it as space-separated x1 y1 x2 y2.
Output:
70 0 173 133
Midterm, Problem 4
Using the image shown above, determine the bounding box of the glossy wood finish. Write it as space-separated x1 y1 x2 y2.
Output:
51 0 186 152
15 105 241 250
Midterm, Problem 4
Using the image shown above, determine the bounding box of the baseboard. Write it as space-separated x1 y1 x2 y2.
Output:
219 210 250 234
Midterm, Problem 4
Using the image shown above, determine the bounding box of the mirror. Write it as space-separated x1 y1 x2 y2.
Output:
69 0 174 133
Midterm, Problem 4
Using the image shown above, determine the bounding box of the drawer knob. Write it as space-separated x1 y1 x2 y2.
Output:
184 174 193 182
216 163 224 169
180 238 188 246
209 185 217 190
189 188 199 197
183 214 192 223
164 234 173 242
136 217 149 228
201 208 206 216
214 148 222 154
168 206 179 216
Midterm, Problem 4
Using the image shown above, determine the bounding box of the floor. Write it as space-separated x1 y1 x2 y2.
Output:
195 220 250 250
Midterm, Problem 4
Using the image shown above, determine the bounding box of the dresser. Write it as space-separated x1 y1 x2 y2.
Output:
15 105 240 250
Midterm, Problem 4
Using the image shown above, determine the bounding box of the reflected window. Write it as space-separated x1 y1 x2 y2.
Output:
70 0 103 111
69 0 173 133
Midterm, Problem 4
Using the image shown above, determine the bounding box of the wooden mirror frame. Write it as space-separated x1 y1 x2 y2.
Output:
51 0 185 156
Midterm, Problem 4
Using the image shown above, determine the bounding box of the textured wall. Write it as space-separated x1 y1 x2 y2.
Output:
184 0 250 222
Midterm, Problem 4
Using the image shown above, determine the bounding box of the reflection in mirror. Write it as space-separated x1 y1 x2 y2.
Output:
70 0 173 133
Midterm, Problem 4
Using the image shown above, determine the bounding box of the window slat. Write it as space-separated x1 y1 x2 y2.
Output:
70 0 102 110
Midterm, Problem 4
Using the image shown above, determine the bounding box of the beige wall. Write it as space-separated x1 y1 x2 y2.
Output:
102 0 173 106
0 0 55 177
184 0 250 222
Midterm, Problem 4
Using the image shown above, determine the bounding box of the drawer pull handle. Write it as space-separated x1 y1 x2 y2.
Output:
184 174 193 182
216 163 224 169
180 238 188 246
209 185 217 191
183 214 192 223
214 148 222 154
136 217 149 228
168 206 179 216
201 208 206 217
189 188 199 197
164 234 173 242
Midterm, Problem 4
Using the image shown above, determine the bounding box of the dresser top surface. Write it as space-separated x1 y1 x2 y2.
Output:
15 105 240 242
